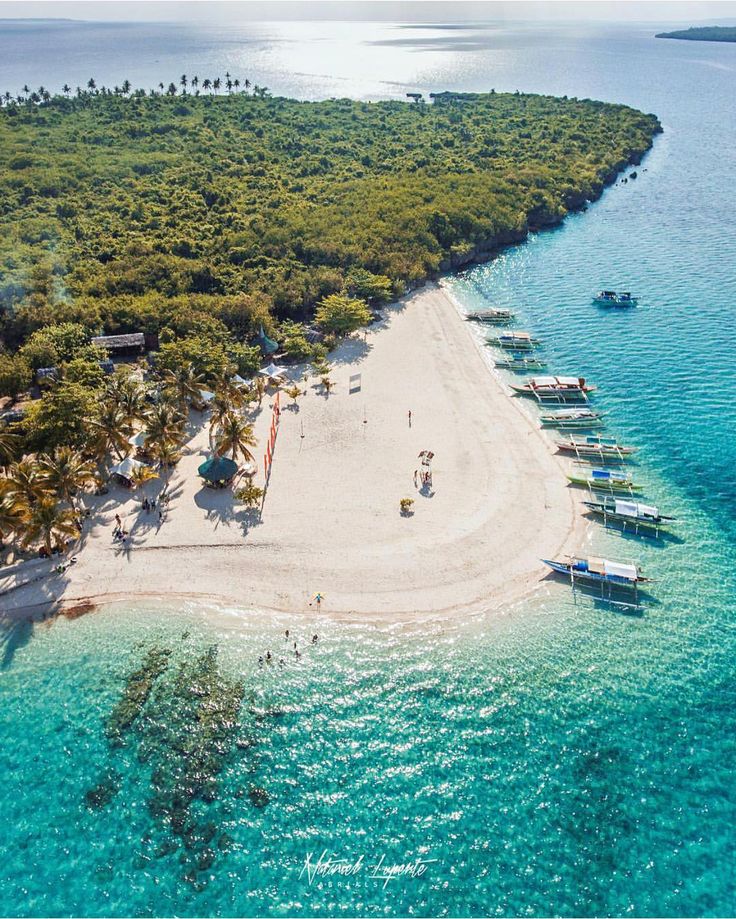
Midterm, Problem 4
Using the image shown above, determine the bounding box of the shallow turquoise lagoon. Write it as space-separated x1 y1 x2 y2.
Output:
2 17 736 919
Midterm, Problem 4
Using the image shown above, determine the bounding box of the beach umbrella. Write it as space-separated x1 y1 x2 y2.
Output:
260 362 286 380
198 455 239 484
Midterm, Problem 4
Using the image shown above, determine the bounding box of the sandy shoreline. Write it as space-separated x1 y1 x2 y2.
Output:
1 283 587 622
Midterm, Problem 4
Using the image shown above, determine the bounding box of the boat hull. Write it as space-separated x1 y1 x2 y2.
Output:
542 559 645 587
566 474 643 492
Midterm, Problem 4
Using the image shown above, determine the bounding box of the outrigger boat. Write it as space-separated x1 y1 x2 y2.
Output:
495 356 548 371
593 290 638 307
583 497 676 533
543 555 650 588
566 467 643 493
511 376 595 401
490 331 541 351
556 435 636 459
466 308 514 323
539 407 606 428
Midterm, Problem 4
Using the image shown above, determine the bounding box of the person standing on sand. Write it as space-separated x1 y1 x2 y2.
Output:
414 469 418 488
408 410 412 428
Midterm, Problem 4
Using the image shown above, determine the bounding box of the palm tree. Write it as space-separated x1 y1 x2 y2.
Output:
38 447 96 510
202 78 212 93
20 496 79 557
121 79 131 95
213 77 221 93
0 479 26 546
89 403 132 462
284 384 303 407
160 363 206 408
226 79 233 94
214 414 257 465
87 78 96 92
248 375 267 407
191 75 199 90
62 84 71 96
233 78 240 92
150 438 181 479
180 74 188 93
244 78 251 91
0 427 20 467
130 464 159 490
143 402 187 448
158 82 165 94
4 458 50 505
106 376 147 427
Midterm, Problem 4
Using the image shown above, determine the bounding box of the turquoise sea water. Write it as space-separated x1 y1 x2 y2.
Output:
2 19 736 918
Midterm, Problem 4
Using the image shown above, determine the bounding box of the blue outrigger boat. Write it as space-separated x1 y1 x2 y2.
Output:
593 290 638 307
543 556 649 588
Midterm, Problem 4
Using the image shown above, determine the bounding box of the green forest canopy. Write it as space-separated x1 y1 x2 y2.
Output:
0 89 660 357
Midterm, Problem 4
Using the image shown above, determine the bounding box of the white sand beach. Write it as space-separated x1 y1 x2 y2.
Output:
1 283 587 621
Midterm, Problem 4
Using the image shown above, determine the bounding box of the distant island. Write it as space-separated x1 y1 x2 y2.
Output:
656 26 736 43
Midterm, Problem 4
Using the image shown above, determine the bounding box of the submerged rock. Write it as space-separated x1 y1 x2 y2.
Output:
106 647 172 744
84 768 122 810
248 785 270 808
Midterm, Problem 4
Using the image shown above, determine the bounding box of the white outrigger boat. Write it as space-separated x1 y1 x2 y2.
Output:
495 355 548 371
543 555 650 605
539 407 607 429
489 331 541 351
511 376 595 402
555 435 636 461
583 497 676 535
593 290 638 307
466 308 514 323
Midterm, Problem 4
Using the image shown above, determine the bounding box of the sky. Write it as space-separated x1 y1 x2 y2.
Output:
1 0 736 23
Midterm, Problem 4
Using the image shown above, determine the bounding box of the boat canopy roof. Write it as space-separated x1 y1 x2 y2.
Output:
604 559 638 580
504 331 531 339
615 499 658 518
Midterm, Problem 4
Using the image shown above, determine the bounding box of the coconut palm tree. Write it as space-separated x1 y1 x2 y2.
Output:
4 458 50 505
20 496 79 557
202 78 212 93
160 363 206 408
150 438 182 480
0 479 26 546
284 384 303 407
144 401 187 448
89 403 132 462
0 427 20 466
130 464 159 490
38 447 97 510
106 376 147 427
213 77 221 93
214 414 257 465
62 84 71 96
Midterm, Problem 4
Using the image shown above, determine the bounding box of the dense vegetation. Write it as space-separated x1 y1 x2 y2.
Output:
0 87 659 351
0 84 660 558
656 27 736 42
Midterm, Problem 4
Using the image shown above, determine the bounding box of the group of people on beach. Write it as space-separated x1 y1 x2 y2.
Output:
258 629 319 668
141 494 166 523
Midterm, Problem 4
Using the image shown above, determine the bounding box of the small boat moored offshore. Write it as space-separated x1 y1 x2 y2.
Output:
511 376 595 401
593 290 638 307
543 555 650 588
583 497 676 533
490 331 541 351
566 467 643 492
466 308 514 323
539 407 606 428
556 435 636 459
495 356 548 371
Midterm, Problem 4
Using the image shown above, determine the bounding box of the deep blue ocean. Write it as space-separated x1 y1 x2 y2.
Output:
1 17 735 918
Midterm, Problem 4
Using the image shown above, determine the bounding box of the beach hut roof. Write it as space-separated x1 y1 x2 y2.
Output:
92 332 145 351
110 456 144 481
198 455 239 483
232 374 252 387
128 431 148 448
255 325 279 356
